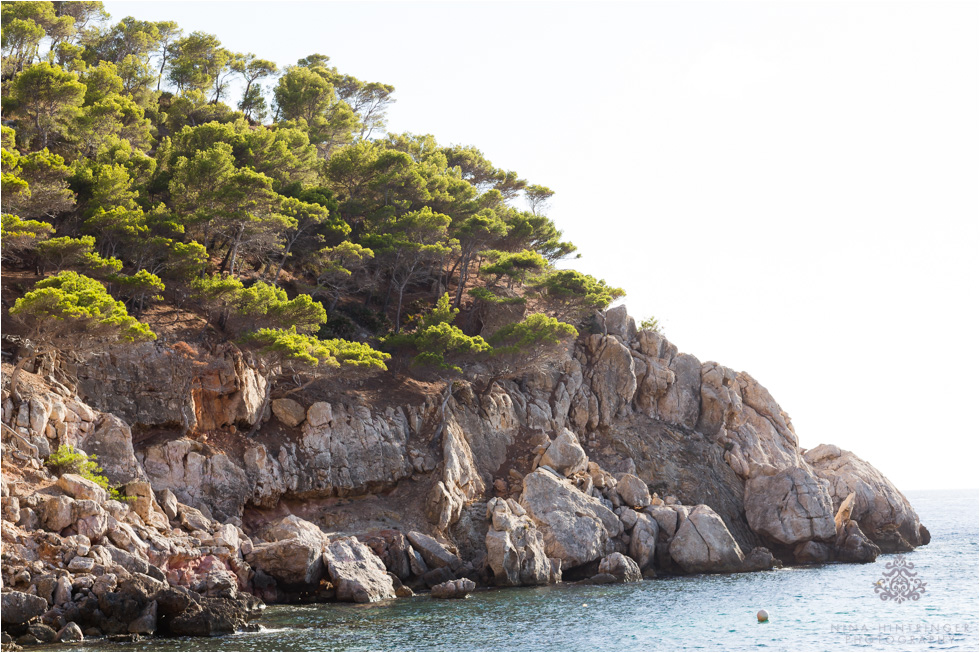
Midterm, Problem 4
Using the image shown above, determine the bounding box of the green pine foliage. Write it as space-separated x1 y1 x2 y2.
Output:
2 3 641 398
44 445 133 502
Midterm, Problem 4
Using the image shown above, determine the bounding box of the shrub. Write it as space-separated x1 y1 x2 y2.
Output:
640 316 663 334
45 444 131 501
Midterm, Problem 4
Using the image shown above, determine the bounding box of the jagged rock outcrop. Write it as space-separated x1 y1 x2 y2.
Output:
520 469 622 569
1 303 928 641
484 497 551 586
804 444 926 551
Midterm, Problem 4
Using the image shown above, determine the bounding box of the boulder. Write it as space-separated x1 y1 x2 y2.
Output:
178 504 212 532
596 552 642 583
128 600 158 635
484 498 551 586
834 520 880 563
158 488 179 520
616 474 651 508
42 495 76 532
430 578 475 599
519 469 622 568
323 537 396 603
246 515 325 586
271 398 306 427
644 504 680 539
57 622 84 642
669 504 745 574
167 597 249 637
604 305 636 341
538 429 588 477
744 467 836 546
629 513 659 570
306 402 332 428
57 473 108 502
406 531 462 571
741 546 778 572
1 591 48 627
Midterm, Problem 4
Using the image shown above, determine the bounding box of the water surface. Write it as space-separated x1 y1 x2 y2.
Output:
51 489 980 651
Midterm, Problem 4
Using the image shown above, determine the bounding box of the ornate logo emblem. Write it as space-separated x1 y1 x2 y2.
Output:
873 555 927 603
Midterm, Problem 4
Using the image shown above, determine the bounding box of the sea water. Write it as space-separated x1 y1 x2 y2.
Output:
50 489 979 652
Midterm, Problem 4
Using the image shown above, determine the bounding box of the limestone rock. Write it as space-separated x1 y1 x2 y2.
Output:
805 444 925 551
794 540 833 564
78 414 146 485
629 513 659 570
406 531 462 571
426 417 485 532
484 497 551 587
616 474 651 508
586 335 637 426
306 402 332 428
57 473 108 502
157 489 178 520
644 504 680 540
603 305 636 341
744 467 836 546
247 515 325 586
519 469 622 569
42 495 75 531
835 492 856 532
596 552 642 583
539 428 588 477
1 591 48 627
56 622 84 642
430 578 475 599
834 520 880 563
324 537 396 603
669 504 745 574
272 398 306 428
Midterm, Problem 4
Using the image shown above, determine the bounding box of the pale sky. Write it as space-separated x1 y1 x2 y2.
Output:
104 1 980 491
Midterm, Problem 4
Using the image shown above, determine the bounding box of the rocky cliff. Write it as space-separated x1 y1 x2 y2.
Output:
0 306 929 644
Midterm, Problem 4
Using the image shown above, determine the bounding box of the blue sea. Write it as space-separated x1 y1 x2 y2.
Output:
59 489 979 651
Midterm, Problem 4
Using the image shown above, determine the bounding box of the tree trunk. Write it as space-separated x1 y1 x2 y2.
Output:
394 279 408 333
227 226 244 277
271 236 296 285
8 347 45 402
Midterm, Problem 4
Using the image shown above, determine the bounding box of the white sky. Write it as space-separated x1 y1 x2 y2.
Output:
105 1 980 491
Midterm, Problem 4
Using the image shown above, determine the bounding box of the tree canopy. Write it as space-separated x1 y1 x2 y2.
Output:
1 3 637 412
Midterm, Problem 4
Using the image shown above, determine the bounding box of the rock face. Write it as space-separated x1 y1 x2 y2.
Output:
520 469 622 569
744 467 837 546
669 505 745 574
805 444 926 551
1 303 928 642
324 537 396 603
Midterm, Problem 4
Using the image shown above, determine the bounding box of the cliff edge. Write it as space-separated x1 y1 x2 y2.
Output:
0 305 928 642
